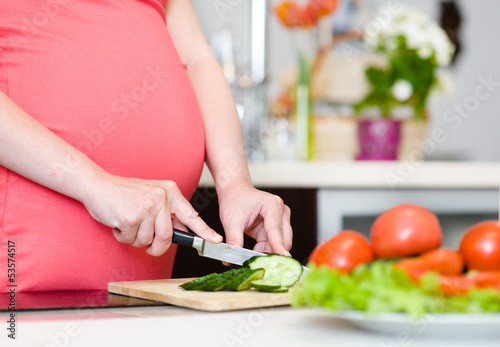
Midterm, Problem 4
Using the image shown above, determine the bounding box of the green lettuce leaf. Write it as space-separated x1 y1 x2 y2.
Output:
291 260 500 317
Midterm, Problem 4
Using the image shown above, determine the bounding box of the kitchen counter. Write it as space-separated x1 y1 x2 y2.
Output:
197 161 499 245
3 305 500 346
198 161 500 189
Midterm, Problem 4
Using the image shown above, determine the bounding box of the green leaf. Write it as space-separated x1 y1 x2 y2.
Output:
355 39 441 119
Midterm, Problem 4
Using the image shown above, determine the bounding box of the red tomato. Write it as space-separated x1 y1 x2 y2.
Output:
395 248 464 277
459 220 500 271
370 203 442 258
309 230 374 273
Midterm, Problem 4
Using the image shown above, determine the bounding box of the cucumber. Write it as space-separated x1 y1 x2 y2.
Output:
227 268 265 291
180 267 264 292
250 279 281 291
181 254 302 292
251 279 289 293
180 272 220 290
246 254 303 287
264 286 289 293
196 268 249 291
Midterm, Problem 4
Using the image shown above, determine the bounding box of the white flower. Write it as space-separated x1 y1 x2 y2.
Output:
399 20 427 49
429 27 455 66
432 70 456 96
365 4 454 67
418 45 433 59
392 80 413 102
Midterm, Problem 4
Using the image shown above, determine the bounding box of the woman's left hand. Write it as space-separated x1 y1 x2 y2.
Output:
218 185 293 256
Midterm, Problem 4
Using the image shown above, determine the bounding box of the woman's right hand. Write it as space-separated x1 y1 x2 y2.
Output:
81 173 222 256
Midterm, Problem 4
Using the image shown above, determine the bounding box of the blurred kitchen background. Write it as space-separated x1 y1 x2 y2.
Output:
174 0 499 276
192 0 499 162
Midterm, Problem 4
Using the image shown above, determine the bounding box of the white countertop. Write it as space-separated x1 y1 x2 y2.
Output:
5 306 500 347
198 161 500 189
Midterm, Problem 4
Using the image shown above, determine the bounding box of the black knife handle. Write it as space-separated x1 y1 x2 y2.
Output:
172 229 195 248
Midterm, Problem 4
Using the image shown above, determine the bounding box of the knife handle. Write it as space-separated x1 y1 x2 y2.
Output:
172 229 195 248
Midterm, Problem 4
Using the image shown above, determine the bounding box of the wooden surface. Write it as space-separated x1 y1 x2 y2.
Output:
108 278 291 312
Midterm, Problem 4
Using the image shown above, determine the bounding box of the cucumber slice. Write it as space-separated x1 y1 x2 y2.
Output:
227 268 265 291
251 279 289 293
265 286 289 293
251 279 281 291
246 254 303 287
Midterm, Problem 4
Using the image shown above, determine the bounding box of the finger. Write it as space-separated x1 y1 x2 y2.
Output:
169 194 222 243
146 205 173 256
220 216 247 266
261 197 290 256
223 216 245 249
171 216 187 231
248 223 271 253
130 199 159 247
132 215 155 248
112 225 138 244
282 205 293 251
112 227 124 242
253 239 273 254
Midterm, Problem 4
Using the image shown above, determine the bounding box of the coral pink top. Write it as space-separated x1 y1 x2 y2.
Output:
0 0 206 291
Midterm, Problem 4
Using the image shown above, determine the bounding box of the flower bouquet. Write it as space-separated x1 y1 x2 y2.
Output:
354 4 454 160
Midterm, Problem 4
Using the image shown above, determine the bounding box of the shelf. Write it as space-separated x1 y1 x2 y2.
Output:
198 161 500 189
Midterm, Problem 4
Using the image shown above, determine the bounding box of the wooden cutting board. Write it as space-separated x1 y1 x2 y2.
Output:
107 278 291 312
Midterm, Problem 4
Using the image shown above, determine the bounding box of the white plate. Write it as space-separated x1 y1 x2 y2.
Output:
328 310 500 336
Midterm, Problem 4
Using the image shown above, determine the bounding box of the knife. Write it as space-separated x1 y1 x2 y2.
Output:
172 229 266 266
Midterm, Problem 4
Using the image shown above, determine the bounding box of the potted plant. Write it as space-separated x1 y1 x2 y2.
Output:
354 4 454 160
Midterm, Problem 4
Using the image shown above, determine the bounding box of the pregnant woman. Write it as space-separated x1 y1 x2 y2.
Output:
0 0 292 291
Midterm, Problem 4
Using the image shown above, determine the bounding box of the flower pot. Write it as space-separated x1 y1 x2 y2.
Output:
356 118 401 161
398 118 429 161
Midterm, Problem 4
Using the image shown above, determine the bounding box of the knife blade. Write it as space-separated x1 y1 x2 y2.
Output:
172 229 266 266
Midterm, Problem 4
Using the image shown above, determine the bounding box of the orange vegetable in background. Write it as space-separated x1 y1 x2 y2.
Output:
309 230 374 273
370 203 442 258
438 271 500 296
459 220 500 271
393 247 500 296
395 248 464 278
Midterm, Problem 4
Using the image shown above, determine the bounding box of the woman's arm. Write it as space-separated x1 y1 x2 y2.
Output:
0 91 98 200
166 0 292 255
0 91 220 255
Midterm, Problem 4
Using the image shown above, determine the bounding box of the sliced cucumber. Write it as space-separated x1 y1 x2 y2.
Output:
251 279 281 291
246 254 303 287
196 268 249 291
180 267 265 292
227 268 265 291
265 286 289 293
180 272 220 290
